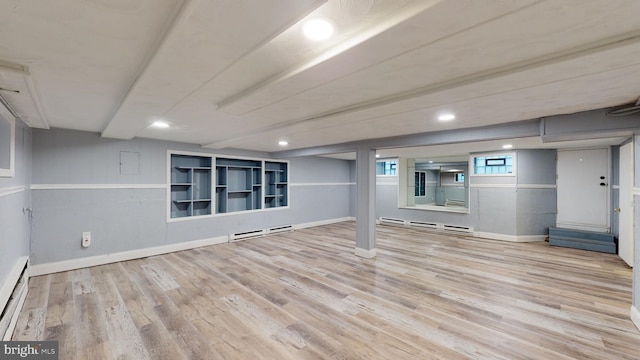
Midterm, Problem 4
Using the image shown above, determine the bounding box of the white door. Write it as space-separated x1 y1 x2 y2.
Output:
618 142 634 267
557 148 610 232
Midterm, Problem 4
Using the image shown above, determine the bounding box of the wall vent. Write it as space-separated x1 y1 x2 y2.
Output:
408 220 438 229
267 225 293 234
229 229 265 242
379 217 405 226
442 224 473 233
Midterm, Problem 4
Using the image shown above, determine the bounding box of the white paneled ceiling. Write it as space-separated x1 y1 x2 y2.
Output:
1 0 639 154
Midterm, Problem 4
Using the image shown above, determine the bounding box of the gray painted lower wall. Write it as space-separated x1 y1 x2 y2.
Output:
30 129 353 265
377 149 557 238
377 176 473 228
516 188 557 235
0 122 31 295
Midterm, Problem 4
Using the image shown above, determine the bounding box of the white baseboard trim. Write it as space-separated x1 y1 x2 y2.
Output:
30 217 356 276
30 236 228 276
294 216 355 230
632 305 640 332
474 232 547 243
0 256 28 313
355 247 377 259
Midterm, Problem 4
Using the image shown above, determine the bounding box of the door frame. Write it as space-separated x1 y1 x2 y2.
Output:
618 141 634 266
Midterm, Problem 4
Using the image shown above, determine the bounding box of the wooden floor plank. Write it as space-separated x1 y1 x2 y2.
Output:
13 222 640 359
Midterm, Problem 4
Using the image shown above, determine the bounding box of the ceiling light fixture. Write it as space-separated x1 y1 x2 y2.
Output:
502 144 513 149
438 113 456 121
303 18 334 41
375 154 380 158
151 120 169 128
278 140 288 146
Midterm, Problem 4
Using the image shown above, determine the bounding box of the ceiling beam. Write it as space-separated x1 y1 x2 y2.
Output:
271 106 640 158
541 108 640 142
270 119 541 158
101 0 198 139
215 0 441 112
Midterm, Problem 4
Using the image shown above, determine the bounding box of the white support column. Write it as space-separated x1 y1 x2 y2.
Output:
355 146 376 258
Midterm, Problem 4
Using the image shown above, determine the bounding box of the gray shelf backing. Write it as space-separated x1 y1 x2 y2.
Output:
170 154 212 218
216 157 266 213
265 161 288 208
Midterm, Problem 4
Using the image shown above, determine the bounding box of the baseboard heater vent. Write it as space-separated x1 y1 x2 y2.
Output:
379 217 473 234
379 217 405 226
1 261 28 340
267 225 293 234
442 224 473 233
408 221 438 229
229 229 265 242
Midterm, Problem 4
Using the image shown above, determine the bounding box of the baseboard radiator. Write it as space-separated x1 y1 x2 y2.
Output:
379 217 473 233
1 260 29 340
228 225 294 242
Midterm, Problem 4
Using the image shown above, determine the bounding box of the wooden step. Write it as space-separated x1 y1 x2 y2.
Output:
548 227 616 254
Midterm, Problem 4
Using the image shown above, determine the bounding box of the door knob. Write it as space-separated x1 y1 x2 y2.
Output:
614 208 621 213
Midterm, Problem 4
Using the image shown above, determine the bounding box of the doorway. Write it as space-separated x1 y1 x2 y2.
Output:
557 148 610 233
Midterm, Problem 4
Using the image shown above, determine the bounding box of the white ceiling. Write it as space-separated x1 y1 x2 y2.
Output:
1 0 639 155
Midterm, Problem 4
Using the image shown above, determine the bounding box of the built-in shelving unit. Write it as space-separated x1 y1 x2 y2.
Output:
168 152 289 219
170 154 212 218
216 158 263 214
265 161 288 208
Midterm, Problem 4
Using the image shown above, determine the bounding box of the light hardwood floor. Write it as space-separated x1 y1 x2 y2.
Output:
13 222 640 359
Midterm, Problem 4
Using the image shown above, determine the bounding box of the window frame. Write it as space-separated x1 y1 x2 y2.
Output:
0 104 15 178
469 152 516 177
414 170 426 197
376 159 398 176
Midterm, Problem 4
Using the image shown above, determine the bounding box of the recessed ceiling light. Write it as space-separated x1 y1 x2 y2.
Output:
502 144 513 149
438 113 456 121
278 140 288 146
428 161 433 163
151 120 169 128
303 18 334 41
375 154 380 158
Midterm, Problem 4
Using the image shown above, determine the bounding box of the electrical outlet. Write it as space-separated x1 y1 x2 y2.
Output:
82 232 91 248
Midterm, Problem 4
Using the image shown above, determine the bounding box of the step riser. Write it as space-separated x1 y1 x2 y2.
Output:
548 227 616 254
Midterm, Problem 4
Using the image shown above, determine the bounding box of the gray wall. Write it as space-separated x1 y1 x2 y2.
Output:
30 128 353 265
0 120 31 291
349 160 356 217
515 150 557 236
377 150 557 237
